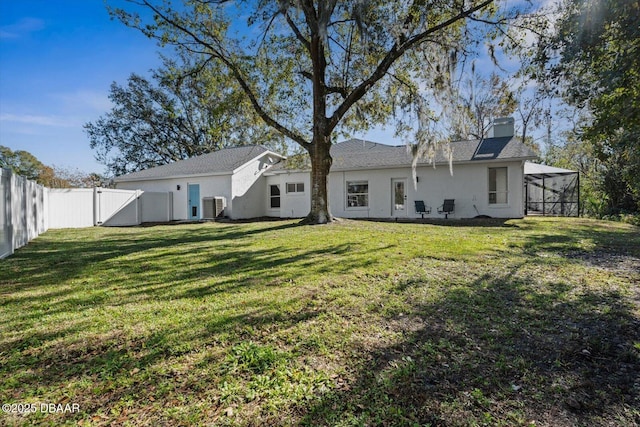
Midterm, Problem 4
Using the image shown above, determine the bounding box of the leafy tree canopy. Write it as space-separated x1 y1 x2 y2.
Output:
1 145 46 182
536 0 640 211
110 0 514 223
85 54 285 176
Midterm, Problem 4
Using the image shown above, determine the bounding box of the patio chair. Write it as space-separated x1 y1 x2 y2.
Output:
414 200 431 219
437 199 455 219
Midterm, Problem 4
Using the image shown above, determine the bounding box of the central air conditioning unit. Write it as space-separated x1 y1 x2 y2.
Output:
203 196 226 219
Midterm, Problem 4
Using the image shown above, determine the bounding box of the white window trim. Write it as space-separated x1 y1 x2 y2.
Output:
488 167 509 207
285 182 305 195
346 180 369 209
269 184 281 209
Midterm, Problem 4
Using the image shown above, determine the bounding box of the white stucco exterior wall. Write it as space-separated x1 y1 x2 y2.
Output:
229 155 275 219
117 175 231 220
115 154 282 220
116 156 526 221
328 161 525 219
264 172 311 218
270 160 526 219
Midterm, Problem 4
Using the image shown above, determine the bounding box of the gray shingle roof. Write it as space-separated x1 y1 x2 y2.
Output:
115 137 538 182
271 137 538 173
114 146 276 182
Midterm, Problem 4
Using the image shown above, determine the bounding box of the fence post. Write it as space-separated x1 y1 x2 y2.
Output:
1 168 15 258
93 187 96 226
93 187 98 225
43 187 48 232
9 170 14 258
18 175 26 249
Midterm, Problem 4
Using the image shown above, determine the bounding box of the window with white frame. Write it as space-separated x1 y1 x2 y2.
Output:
286 182 304 194
488 167 508 204
269 185 280 208
346 181 368 207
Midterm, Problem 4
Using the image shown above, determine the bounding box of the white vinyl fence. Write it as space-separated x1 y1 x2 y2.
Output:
1 168 47 259
1 168 174 258
47 188 95 228
48 188 173 228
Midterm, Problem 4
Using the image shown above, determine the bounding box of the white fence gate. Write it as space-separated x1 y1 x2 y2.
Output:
98 189 173 226
1 168 47 259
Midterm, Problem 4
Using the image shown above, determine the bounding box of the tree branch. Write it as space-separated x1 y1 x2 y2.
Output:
132 0 310 146
284 11 311 52
328 0 495 132
300 70 347 98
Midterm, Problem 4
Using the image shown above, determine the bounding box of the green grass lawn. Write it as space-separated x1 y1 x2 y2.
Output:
1 217 639 426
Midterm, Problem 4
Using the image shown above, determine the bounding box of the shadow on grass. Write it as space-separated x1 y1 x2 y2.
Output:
0 221 302 291
0 223 369 336
0 220 364 421
300 263 640 425
0 302 326 423
0 222 301 299
518 218 640 257
2 218 638 425
352 217 519 228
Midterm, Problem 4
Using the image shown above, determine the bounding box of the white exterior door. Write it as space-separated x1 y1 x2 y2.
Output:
392 178 407 216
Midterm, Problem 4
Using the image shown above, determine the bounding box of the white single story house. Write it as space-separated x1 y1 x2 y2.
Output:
114 119 538 220
114 146 285 220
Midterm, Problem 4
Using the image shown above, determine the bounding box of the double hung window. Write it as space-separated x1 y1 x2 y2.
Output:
347 181 368 207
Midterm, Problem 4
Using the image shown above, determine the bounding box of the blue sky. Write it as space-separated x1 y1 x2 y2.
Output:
0 0 161 173
0 1 396 175
0 1 542 176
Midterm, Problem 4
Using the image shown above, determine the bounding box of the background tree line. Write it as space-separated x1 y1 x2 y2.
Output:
534 0 639 221
0 145 107 188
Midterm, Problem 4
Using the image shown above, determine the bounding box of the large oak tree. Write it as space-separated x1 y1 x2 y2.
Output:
111 0 502 223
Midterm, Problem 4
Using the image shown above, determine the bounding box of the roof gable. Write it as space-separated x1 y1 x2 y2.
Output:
114 146 282 182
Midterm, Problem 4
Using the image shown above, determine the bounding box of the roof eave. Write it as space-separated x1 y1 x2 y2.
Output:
114 170 232 183
331 160 533 172
265 155 537 175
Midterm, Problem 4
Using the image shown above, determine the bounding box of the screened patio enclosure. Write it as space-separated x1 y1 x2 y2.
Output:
524 162 579 217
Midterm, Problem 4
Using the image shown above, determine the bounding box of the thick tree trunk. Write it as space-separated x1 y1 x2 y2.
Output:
301 24 334 225
303 134 333 224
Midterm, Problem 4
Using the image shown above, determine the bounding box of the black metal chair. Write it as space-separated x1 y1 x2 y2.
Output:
414 200 431 218
437 199 455 218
